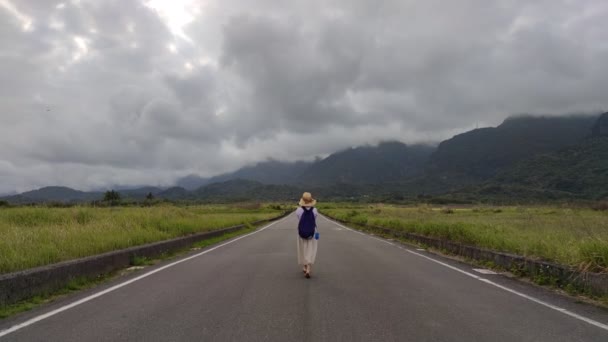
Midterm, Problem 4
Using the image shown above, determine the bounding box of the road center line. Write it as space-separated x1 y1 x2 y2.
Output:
0 215 290 339
321 215 608 332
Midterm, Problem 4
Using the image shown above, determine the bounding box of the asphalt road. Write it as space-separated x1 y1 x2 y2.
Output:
1 213 608 341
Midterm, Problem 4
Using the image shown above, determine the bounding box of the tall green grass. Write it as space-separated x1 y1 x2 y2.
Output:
0 204 282 274
321 205 608 272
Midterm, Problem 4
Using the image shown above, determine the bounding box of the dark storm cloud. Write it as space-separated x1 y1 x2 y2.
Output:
1 0 607 193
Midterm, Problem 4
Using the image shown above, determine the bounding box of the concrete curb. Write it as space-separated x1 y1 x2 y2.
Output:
0 211 291 306
326 215 608 297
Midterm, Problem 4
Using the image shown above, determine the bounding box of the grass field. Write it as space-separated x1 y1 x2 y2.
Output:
0 204 285 274
320 204 608 273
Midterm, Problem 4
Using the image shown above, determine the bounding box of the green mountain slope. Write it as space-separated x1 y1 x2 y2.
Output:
208 160 314 185
2 186 102 204
427 115 598 184
300 142 435 185
492 137 608 199
157 187 191 200
176 160 314 190
194 179 301 202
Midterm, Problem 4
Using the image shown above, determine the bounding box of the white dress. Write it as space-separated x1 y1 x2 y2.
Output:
296 207 318 265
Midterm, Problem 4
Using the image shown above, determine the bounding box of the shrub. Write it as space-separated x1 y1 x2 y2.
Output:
579 240 608 272
74 209 93 225
103 190 121 202
346 210 359 218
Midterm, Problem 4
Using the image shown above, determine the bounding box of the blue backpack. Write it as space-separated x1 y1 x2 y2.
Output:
298 207 316 239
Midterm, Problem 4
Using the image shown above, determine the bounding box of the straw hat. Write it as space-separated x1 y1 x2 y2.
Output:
298 192 317 207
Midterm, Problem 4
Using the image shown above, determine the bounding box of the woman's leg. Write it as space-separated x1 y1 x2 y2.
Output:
297 237 304 267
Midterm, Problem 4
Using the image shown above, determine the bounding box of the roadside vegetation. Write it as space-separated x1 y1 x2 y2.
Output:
0 203 289 274
0 223 264 319
320 204 608 273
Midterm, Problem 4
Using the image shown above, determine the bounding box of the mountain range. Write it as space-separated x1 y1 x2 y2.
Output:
426 115 598 183
176 160 315 190
3 113 606 204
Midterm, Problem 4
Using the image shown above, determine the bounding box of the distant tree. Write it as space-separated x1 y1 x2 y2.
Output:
0 200 9 207
146 192 154 201
103 190 121 203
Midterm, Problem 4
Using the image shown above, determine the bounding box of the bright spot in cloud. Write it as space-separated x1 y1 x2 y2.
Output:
505 15 538 38
56 3 65 9
199 57 217 68
0 0 34 32
145 0 203 43
167 43 177 53
215 106 226 117
72 36 89 61
184 62 193 70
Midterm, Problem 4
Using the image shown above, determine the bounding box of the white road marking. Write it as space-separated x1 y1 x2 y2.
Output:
323 215 608 332
0 216 290 338
473 268 498 275
416 248 425 251
369 235 395 246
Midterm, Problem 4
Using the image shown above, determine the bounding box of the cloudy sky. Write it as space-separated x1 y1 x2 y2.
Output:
1 0 607 193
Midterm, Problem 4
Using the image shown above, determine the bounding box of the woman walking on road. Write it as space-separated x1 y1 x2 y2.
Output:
296 192 318 279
